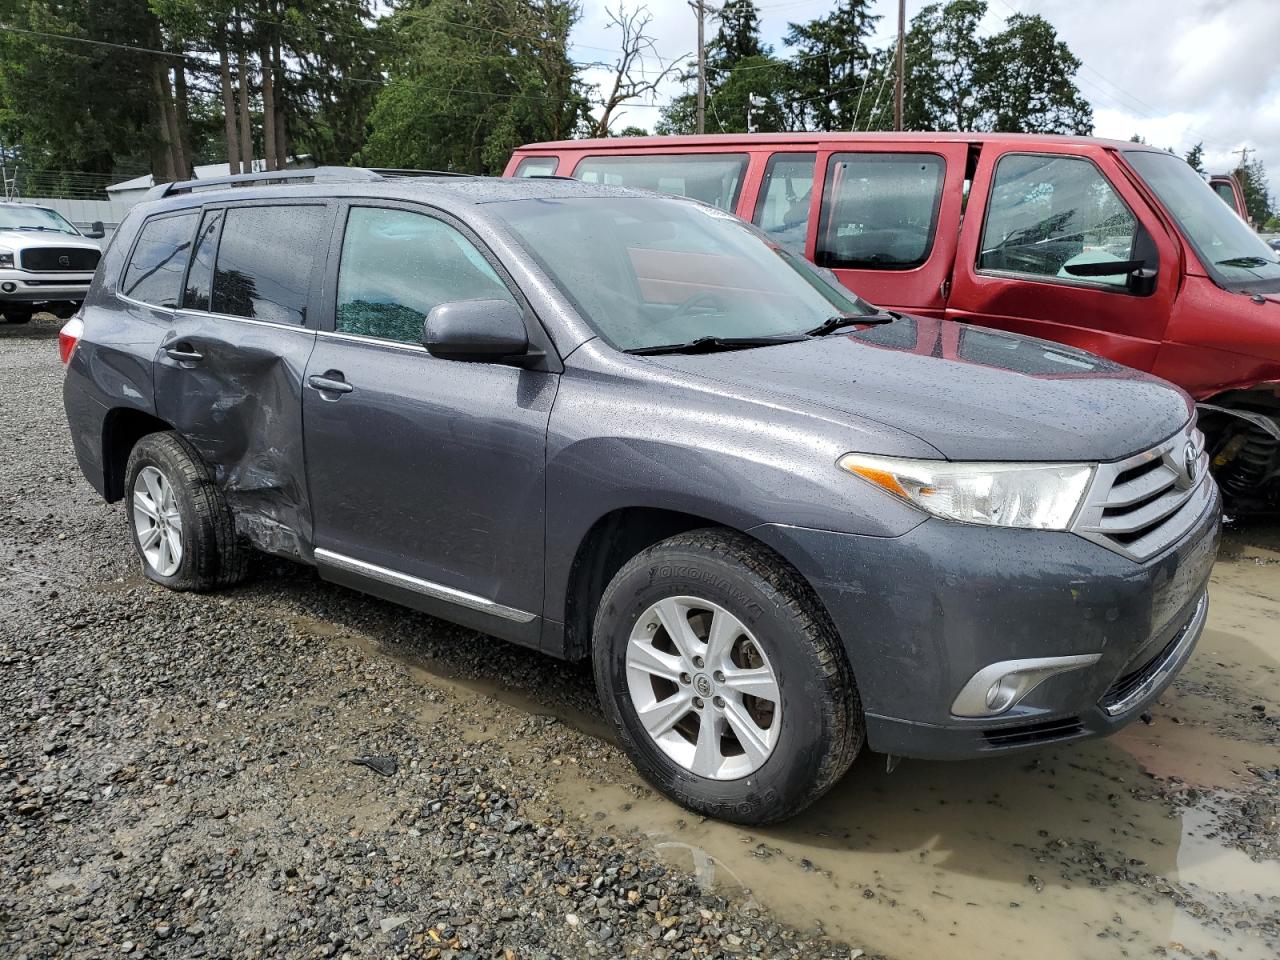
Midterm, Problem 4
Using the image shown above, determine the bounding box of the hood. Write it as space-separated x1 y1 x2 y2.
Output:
0 229 99 250
649 315 1192 462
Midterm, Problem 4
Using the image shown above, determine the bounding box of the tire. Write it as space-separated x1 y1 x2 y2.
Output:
592 528 862 824
2 306 33 324
124 431 247 591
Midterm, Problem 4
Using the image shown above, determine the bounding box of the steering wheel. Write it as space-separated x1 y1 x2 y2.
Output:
661 291 728 333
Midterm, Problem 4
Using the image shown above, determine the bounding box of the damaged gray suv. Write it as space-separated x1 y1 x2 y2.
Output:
62 168 1221 824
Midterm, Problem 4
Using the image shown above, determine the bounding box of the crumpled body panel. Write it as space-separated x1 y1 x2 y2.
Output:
153 314 315 559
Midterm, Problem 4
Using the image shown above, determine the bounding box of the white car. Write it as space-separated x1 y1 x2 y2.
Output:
0 202 104 323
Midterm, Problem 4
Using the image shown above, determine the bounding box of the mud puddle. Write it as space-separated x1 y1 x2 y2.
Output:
268 533 1278 960
540 536 1280 960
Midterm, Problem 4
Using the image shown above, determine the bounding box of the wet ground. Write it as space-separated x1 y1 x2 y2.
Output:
3 315 1278 959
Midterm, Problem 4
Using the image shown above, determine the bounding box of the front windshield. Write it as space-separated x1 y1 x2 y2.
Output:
1125 150 1280 293
0 205 80 235
492 196 874 351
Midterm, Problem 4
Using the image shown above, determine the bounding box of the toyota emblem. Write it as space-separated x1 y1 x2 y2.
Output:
58 255 71 268
1183 442 1199 483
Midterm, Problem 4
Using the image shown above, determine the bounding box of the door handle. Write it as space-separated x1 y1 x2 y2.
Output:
307 373 353 395
165 343 203 363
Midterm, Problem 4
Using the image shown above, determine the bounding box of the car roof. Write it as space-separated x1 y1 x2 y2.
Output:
138 172 666 216
514 131 1149 152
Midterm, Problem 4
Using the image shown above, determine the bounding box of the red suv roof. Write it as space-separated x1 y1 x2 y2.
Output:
516 131 1143 152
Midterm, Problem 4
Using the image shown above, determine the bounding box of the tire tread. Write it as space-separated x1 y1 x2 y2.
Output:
598 527 862 823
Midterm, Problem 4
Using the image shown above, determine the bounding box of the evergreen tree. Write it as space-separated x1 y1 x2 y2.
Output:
976 13 1092 134
1235 155 1276 226
361 0 588 174
706 0 769 81
1184 142 1205 174
784 0 881 131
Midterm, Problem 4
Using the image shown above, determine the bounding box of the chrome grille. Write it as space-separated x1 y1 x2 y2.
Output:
1072 419 1214 561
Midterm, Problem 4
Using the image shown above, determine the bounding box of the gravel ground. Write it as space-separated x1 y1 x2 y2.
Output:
0 316 866 960
2 314 1277 960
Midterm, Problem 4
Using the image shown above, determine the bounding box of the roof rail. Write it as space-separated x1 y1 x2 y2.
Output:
140 165 474 202
368 168 474 179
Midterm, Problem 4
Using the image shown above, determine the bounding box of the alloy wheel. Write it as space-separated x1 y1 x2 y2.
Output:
625 596 782 780
132 465 183 577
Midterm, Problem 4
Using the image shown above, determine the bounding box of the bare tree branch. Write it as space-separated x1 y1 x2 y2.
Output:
592 5 685 137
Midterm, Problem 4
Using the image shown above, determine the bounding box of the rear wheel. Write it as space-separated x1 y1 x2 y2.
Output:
124 432 247 591
592 528 862 824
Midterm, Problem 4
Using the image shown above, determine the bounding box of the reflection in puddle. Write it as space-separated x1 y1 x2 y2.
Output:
553 742 1278 960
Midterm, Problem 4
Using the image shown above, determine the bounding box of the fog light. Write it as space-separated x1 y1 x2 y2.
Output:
986 678 1013 711
952 654 1102 718
1 282 15 293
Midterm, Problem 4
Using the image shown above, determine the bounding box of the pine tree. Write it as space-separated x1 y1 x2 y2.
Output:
1184 142 1206 174
707 0 769 82
784 0 881 131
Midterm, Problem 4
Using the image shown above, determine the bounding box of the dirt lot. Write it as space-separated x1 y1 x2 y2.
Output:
2 315 1277 960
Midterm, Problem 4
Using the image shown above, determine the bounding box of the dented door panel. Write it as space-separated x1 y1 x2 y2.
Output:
154 315 318 558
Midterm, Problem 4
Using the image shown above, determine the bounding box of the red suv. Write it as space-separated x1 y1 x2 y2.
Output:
506 133 1280 511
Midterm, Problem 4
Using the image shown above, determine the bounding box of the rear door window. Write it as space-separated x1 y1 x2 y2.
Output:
513 157 559 178
335 206 516 345
181 209 222 312
121 212 198 308
816 153 945 270
977 154 1138 287
752 153 816 253
211 205 328 324
573 154 748 211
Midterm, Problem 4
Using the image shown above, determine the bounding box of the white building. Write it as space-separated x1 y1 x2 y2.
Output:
105 156 316 205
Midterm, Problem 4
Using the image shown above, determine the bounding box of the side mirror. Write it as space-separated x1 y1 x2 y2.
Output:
1126 267 1158 297
84 221 106 239
424 299 529 362
1062 258 1158 296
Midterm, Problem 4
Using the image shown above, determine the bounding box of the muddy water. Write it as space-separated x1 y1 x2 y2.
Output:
276 524 1279 960
541 526 1280 960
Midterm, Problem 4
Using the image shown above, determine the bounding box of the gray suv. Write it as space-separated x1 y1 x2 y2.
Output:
61 168 1221 824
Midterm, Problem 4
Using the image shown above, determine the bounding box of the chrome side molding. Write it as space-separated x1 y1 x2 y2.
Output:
313 548 537 624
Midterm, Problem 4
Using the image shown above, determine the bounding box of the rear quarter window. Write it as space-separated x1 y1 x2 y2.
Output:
120 212 199 308
572 154 748 211
513 156 559 177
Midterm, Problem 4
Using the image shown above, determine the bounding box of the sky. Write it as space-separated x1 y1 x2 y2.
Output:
566 0 1280 202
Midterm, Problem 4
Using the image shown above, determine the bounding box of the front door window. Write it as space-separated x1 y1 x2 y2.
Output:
978 154 1140 289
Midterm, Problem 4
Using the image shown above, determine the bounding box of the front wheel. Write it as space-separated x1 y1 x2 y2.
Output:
1 305 33 324
592 529 862 824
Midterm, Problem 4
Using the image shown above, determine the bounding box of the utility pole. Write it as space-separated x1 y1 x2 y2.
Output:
893 0 905 130
1234 146 1253 170
691 0 708 135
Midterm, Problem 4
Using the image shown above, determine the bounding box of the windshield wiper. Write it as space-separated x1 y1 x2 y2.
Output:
806 312 898 336
627 335 809 356
1216 256 1274 268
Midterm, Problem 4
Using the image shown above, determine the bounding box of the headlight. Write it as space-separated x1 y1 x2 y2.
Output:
838 453 1094 530
0 248 13 269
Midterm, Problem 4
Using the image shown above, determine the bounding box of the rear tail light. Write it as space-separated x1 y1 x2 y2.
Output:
59 315 83 366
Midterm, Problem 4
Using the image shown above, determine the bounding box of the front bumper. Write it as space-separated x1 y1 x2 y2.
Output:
750 480 1222 760
0 269 93 303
